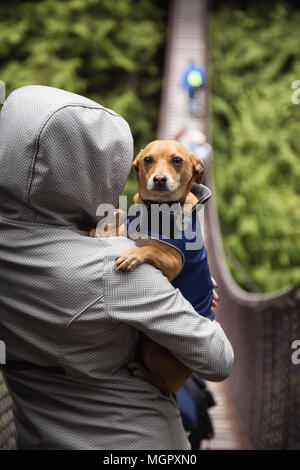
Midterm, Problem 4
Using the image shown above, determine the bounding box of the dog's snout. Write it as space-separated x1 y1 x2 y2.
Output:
153 174 167 185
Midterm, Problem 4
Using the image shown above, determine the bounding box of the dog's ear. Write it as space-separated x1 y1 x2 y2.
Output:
189 152 205 184
132 149 144 176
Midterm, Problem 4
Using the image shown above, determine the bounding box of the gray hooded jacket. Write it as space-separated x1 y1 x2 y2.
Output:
0 85 233 450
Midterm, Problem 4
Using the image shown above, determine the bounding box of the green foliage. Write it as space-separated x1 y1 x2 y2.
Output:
211 1 300 292
0 0 166 152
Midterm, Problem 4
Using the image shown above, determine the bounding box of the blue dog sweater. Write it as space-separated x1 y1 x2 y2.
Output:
127 184 214 320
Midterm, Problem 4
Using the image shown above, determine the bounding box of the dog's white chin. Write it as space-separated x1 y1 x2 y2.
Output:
141 190 184 202
142 179 183 201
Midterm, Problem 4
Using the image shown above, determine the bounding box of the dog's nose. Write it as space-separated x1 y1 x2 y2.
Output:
153 175 167 185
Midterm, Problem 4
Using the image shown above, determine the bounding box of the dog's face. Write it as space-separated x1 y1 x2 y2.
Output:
132 140 204 202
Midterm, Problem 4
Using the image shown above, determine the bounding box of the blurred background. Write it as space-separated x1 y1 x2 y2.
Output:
0 0 300 450
212 0 300 294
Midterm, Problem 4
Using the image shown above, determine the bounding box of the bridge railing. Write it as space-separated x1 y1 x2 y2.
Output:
205 174 300 449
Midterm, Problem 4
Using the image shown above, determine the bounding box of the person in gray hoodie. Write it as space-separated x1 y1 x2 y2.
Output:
0 85 233 450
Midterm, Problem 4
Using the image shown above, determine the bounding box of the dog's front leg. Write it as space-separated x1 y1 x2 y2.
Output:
115 245 181 281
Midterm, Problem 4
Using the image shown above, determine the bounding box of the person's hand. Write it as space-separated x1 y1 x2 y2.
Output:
211 276 219 308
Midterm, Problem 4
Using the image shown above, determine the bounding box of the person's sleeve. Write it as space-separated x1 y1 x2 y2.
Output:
103 258 234 382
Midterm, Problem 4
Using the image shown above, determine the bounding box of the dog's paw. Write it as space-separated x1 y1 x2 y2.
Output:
114 248 143 271
89 228 97 237
127 361 149 379
89 223 112 237
90 209 127 238
127 361 172 396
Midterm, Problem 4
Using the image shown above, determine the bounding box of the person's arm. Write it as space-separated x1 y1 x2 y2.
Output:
211 276 219 308
103 258 233 382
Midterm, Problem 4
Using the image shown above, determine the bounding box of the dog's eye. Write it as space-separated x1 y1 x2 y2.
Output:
171 157 183 164
144 156 154 164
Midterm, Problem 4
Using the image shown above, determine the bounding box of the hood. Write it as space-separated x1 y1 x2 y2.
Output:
0 85 133 230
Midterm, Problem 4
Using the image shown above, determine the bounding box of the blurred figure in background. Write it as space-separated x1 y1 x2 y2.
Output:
176 374 215 449
174 126 212 183
181 61 206 116
175 127 211 162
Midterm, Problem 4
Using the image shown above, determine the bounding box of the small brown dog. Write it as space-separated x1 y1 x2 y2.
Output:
91 140 206 396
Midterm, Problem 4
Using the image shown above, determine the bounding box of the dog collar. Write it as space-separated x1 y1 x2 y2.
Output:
140 197 185 207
